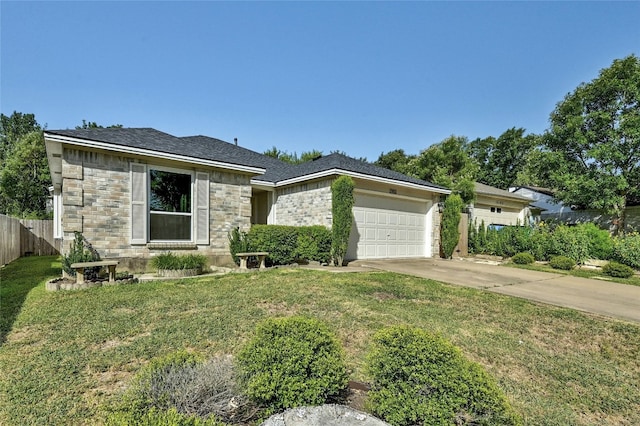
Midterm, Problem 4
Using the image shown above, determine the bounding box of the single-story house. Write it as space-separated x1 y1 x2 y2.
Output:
469 182 533 228
45 128 450 269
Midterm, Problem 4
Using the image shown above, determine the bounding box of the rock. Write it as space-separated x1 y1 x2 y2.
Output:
260 405 389 426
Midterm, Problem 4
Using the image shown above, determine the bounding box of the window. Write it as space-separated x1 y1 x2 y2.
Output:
130 164 209 245
149 169 192 240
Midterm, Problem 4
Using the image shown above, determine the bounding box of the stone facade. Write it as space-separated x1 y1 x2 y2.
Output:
60 147 252 270
274 179 333 228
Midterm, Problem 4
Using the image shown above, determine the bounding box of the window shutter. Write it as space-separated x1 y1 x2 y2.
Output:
130 163 147 244
195 172 210 245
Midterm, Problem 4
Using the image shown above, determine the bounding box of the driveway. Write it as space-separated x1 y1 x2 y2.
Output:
350 258 640 324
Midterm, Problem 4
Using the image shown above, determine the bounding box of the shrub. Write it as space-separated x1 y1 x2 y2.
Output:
602 261 635 279
512 252 535 265
296 225 332 264
367 325 521 426
580 223 613 260
611 233 640 269
62 231 101 278
150 252 207 271
108 351 255 425
331 176 355 266
549 255 575 270
441 194 464 259
228 227 250 266
237 317 348 415
247 225 299 266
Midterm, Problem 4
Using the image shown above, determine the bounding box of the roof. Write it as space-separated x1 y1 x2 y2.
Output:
510 185 555 197
254 152 450 192
474 182 532 202
44 127 449 193
45 128 279 171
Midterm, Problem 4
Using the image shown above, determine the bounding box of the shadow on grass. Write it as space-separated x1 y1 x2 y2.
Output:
0 256 60 345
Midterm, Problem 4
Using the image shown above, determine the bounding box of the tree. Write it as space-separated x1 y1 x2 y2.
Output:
374 149 414 175
0 111 42 162
0 131 51 218
440 194 464 259
263 147 323 164
75 119 123 129
331 175 355 266
406 136 478 204
468 128 539 190
541 54 640 233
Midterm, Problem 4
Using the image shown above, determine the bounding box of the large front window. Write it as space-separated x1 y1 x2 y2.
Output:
149 169 192 240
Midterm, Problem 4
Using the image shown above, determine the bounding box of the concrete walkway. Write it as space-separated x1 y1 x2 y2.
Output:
350 258 640 324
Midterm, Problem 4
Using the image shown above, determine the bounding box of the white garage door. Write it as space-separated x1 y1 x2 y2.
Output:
347 192 431 260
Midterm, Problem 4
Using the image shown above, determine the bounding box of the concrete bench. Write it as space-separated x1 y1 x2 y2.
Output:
236 252 269 270
70 260 119 284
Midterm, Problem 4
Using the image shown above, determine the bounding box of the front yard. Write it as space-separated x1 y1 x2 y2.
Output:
1 256 639 425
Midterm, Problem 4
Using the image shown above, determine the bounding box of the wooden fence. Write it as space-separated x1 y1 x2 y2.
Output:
0 214 60 266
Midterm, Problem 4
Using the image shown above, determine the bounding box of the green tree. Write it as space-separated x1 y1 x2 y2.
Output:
263 147 323 164
406 136 478 204
374 149 414 175
540 55 640 233
440 194 464 259
0 131 51 218
0 111 41 162
468 128 539 190
331 175 355 266
75 119 123 129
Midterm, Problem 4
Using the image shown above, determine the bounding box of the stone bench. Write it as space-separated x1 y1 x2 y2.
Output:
70 260 119 284
236 252 269 270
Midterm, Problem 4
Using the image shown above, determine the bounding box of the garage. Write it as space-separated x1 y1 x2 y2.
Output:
347 192 432 260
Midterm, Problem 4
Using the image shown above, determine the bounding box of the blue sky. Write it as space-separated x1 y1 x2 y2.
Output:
1 1 638 161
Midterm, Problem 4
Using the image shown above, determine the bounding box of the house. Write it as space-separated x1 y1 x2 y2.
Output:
510 186 640 232
45 128 450 269
469 182 533 228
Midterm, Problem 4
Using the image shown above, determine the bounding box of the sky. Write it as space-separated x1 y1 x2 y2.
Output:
1 1 639 162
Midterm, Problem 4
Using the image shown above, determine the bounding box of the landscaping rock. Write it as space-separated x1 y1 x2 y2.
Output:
260 405 389 426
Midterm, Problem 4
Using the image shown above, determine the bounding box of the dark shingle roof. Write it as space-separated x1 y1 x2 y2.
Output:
46 128 286 171
46 128 447 191
255 153 448 190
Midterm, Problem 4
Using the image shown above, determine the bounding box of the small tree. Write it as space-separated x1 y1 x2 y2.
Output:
331 176 355 266
440 194 464 259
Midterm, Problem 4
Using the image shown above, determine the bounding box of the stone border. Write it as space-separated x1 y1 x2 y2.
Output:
156 268 202 278
46 276 138 291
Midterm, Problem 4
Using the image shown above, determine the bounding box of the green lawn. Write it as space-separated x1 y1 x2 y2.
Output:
1 256 639 425
505 262 640 287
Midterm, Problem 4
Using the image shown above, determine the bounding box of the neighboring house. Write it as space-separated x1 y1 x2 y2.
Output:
45 128 450 269
510 186 640 232
469 182 533 228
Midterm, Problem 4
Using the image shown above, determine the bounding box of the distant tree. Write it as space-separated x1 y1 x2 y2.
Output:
374 149 414 174
468 128 539 190
75 119 123 129
0 131 51 218
263 147 323 164
406 136 478 204
537 54 640 233
0 111 42 162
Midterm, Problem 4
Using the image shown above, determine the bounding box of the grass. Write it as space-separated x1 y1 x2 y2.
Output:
1 256 639 425
506 262 640 287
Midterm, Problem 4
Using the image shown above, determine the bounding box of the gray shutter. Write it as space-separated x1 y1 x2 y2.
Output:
195 172 210 245
130 163 147 244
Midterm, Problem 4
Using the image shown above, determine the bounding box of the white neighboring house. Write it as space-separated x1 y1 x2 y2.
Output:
469 182 533 228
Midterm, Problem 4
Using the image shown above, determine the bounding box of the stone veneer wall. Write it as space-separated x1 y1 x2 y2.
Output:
60 147 252 270
274 179 333 228
429 195 442 258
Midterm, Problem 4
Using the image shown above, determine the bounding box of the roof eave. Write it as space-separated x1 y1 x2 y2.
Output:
44 132 266 175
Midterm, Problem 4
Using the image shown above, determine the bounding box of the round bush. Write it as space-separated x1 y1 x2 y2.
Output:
511 252 535 265
602 261 635 279
367 325 522 426
549 255 575 270
237 317 348 415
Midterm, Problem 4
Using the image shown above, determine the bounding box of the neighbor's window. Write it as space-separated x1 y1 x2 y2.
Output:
149 169 192 240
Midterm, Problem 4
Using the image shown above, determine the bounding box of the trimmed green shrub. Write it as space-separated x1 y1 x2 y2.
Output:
228 227 250 266
602 261 635 278
150 252 207 271
331 176 355 266
441 194 464 259
296 225 332 264
549 255 575 270
237 317 348 415
247 225 299 266
367 325 521 426
512 252 535 265
62 231 101 278
612 233 640 269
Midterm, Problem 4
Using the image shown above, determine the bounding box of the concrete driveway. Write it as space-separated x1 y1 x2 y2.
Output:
350 258 640 323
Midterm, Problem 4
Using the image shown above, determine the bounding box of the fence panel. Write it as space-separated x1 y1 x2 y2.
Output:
20 219 60 256
0 215 22 265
